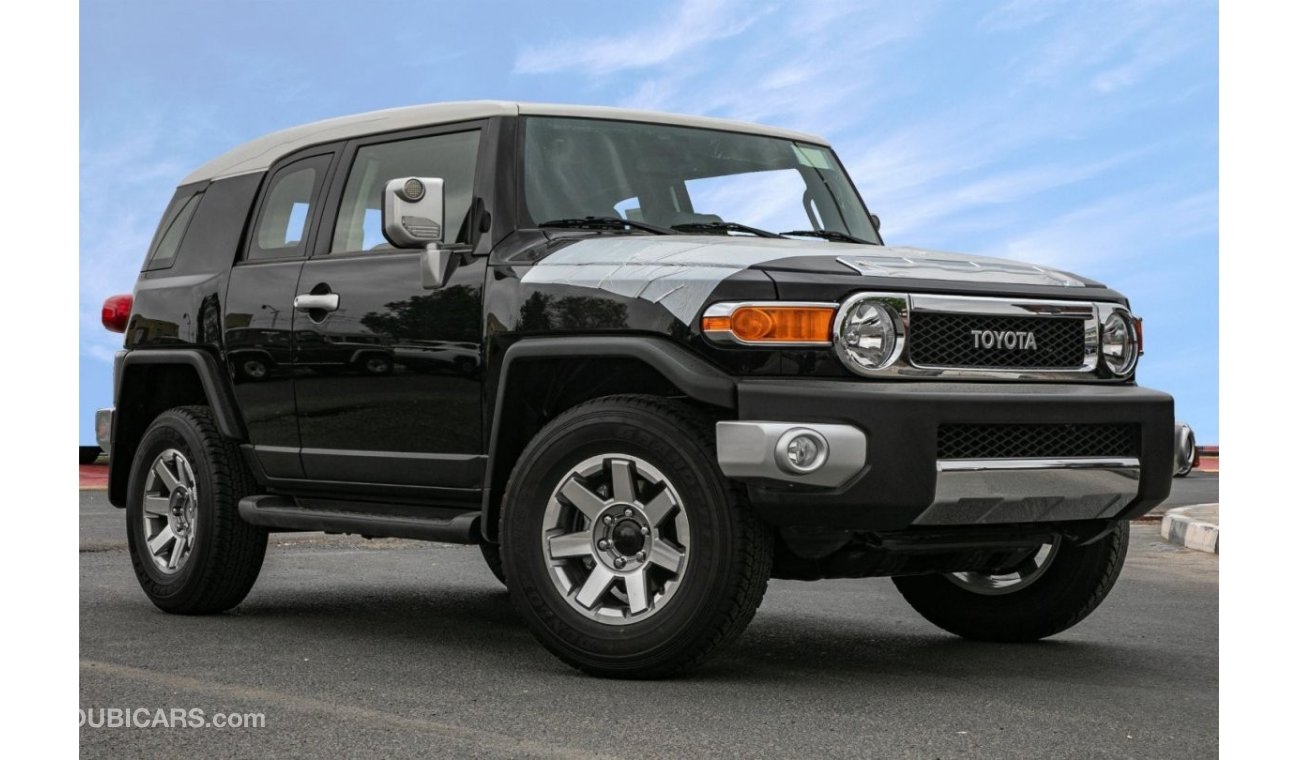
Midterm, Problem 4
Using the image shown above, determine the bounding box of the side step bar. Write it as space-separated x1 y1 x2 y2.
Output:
238 495 481 544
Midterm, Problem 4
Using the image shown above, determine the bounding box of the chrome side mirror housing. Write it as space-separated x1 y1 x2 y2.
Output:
382 177 445 248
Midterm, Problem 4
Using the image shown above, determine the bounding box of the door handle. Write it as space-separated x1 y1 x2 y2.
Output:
293 293 340 312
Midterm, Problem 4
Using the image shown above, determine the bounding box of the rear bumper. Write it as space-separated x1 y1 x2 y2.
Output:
725 379 1173 531
95 408 114 456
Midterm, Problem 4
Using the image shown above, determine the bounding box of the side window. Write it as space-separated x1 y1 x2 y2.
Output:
247 154 331 261
330 129 481 254
144 191 202 270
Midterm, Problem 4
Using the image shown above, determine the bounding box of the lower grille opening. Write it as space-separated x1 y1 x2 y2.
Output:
937 423 1140 460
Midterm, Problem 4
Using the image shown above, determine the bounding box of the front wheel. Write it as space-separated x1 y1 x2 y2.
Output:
500 395 773 679
892 522 1129 642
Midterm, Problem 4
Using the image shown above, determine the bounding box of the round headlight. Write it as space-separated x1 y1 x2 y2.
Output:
833 295 905 373
1101 310 1138 376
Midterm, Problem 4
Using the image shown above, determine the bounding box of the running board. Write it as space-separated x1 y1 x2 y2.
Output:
238 495 480 543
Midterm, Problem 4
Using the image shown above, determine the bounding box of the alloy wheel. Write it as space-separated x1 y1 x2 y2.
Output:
541 454 691 625
140 448 200 574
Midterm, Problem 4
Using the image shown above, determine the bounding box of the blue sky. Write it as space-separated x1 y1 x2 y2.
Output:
80 0 1218 443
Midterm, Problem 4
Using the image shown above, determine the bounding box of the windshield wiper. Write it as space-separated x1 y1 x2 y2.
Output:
671 221 782 238
538 216 674 235
780 229 875 245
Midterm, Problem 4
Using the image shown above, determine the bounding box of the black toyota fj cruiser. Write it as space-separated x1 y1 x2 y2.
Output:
97 101 1173 678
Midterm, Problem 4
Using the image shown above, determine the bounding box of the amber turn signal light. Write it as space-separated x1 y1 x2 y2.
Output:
702 304 835 344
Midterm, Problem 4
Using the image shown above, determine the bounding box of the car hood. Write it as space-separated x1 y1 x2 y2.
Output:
521 235 1100 323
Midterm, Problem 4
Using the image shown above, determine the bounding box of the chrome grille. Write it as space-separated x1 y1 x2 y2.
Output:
937 423 1140 460
909 313 1086 369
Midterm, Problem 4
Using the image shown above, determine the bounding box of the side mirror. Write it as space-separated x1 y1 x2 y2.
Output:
869 213 881 231
383 177 445 248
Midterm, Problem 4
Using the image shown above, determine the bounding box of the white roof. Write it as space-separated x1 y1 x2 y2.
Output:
182 101 831 185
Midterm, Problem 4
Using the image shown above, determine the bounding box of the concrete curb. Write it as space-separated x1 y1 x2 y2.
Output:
1160 504 1219 554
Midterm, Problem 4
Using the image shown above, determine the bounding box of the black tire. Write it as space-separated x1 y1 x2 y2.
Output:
500 395 773 679
892 522 1129 642
479 541 507 586
126 406 268 614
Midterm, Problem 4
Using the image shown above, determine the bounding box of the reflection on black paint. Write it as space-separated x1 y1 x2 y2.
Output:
514 292 629 332
225 327 397 382
360 285 480 342
197 293 222 347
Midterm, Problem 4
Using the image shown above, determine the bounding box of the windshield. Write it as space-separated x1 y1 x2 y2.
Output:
521 117 880 243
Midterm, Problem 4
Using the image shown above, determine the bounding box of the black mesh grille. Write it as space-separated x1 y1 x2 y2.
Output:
937 423 1140 460
909 313 1086 369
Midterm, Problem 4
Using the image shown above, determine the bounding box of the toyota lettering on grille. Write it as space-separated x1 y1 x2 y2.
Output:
969 329 1038 351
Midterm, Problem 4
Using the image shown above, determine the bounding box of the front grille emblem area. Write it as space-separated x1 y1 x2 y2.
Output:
969 329 1038 351
827 292 1130 380
910 312 1085 369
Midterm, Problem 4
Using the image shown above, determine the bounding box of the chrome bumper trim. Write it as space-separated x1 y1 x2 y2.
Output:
716 421 867 488
915 457 1141 525
936 457 1140 472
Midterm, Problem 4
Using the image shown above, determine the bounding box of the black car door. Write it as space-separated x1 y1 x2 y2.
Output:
224 148 337 480
291 123 489 494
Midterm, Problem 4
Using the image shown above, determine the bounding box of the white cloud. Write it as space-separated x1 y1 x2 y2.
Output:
998 0 1212 92
610 2 935 137
977 0 1062 32
981 188 1217 272
514 0 760 75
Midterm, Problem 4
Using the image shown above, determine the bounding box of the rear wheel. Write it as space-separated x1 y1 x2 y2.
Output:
126 406 268 614
893 523 1129 641
500 395 772 678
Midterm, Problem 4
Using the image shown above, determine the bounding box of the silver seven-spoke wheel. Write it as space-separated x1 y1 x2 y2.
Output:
542 453 690 625
140 448 199 574
947 539 1060 595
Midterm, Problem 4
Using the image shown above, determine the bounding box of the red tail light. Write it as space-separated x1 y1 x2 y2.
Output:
102 294 133 333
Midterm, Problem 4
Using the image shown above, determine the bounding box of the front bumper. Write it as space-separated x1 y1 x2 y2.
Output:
723 379 1174 531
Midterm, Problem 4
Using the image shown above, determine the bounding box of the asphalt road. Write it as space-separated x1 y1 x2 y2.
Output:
1154 471 1219 512
79 476 1218 758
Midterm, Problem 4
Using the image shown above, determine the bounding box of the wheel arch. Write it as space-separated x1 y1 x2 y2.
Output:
109 349 247 506
480 337 736 542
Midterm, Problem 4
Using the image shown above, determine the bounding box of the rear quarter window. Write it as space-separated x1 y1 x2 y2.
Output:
143 191 203 270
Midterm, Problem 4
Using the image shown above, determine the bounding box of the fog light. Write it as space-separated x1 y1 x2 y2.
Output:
775 428 829 475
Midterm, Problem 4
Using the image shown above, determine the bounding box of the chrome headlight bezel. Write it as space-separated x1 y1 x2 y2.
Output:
1099 306 1139 377
832 293 908 374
